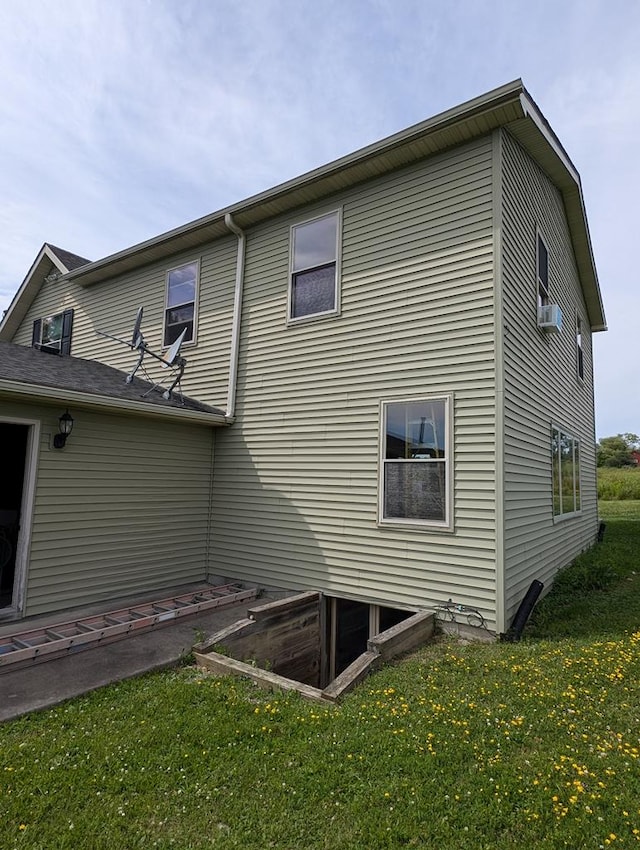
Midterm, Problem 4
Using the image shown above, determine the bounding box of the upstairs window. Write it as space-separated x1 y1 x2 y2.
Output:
551 426 581 518
576 315 584 380
537 232 550 308
379 396 452 529
32 309 73 355
164 261 198 347
289 211 340 321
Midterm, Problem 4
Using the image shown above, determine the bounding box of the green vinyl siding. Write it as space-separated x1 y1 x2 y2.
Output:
209 137 500 627
1 399 213 618
500 129 598 628
12 268 77 349
3 91 605 634
12 239 238 409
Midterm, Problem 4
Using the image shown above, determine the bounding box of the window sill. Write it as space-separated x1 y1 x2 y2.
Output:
377 518 454 533
552 510 582 524
286 308 341 327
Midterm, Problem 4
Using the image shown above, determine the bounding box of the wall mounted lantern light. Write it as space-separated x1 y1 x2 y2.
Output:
53 410 74 449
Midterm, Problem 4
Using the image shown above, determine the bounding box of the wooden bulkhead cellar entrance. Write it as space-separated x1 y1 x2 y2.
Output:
193 591 436 702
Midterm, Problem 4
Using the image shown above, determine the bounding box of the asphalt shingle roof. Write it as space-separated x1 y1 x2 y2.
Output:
0 341 224 416
46 244 91 271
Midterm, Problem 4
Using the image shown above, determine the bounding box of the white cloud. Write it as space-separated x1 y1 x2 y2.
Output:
0 0 638 433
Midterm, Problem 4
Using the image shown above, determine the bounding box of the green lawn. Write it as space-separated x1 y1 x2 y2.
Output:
2 507 640 849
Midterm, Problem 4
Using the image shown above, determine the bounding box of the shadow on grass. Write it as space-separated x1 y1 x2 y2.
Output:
525 505 640 641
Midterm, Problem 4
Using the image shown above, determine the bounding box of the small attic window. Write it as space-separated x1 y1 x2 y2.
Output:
32 309 74 355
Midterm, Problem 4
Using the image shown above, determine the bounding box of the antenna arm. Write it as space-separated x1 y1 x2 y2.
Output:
161 357 186 400
126 348 146 383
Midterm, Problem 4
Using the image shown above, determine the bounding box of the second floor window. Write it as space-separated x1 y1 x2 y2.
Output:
537 232 550 308
576 315 584 380
289 211 340 321
164 261 198 347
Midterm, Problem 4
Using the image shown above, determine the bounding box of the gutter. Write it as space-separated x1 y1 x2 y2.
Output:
0 380 226 426
223 213 246 423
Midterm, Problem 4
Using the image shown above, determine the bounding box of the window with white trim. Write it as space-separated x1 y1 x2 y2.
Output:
552 426 581 518
31 309 74 355
164 261 198 347
380 396 451 527
537 232 550 308
576 315 584 380
289 211 340 321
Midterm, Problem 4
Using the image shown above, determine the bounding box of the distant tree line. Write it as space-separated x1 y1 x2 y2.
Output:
596 433 640 468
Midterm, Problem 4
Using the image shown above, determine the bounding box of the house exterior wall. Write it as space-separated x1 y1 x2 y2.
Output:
209 137 500 625
11 239 238 410
0 398 214 618
3 121 603 633
499 129 599 626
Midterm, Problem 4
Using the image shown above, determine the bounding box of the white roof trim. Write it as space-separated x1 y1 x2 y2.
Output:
0 379 227 426
0 244 72 339
518 92 581 186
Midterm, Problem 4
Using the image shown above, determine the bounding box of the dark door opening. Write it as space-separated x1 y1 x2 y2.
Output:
326 598 415 684
379 605 411 632
0 423 28 609
333 598 370 677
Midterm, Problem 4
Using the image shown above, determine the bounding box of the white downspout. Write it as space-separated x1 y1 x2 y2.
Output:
224 213 246 422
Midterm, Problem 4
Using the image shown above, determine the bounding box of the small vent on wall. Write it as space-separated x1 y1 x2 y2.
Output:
537 303 562 333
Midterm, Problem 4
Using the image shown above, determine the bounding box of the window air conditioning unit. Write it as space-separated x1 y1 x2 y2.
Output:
537 303 562 333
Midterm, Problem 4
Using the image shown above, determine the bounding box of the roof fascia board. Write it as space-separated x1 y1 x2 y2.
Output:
516 91 606 331
0 244 69 340
518 92 581 186
0 379 227 426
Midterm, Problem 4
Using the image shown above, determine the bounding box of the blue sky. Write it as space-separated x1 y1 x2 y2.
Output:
0 0 638 437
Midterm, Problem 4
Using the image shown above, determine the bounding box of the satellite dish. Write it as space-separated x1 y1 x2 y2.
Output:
96 307 188 400
131 307 144 348
162 327 187 368
97 306 145 350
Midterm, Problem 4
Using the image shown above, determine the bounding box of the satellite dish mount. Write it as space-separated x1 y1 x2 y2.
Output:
97 307 188 400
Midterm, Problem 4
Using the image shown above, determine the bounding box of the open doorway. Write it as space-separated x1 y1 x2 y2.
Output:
0 423 29 610
326 597 414 683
